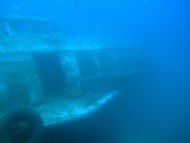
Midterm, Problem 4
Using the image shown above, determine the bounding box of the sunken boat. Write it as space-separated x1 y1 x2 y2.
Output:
0 14 155 143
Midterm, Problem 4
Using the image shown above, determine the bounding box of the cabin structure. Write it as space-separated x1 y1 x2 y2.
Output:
0 14 155 143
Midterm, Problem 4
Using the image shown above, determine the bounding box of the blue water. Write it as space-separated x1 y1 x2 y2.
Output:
1 0 190 143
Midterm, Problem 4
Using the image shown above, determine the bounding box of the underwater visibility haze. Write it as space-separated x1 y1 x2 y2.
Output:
0 0 189 143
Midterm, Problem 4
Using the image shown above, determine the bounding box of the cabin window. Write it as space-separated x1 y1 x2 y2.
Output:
112 50 133 73
29 21 50 34
7 20 30 33
5 19 51 34
94 51 118 75
75 52 100 77
0 19 9 36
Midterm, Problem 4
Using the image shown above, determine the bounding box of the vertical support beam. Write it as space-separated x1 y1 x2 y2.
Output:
4 20 17 37
27 21 32 33
109 51 120 73
47 21 52 33
71 53 80 74
91 52 102 76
